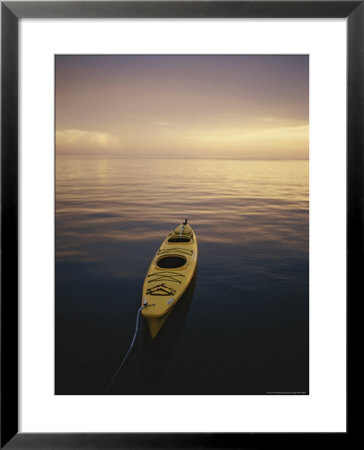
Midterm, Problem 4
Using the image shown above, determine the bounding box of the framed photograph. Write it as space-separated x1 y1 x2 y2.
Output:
2 1 357 448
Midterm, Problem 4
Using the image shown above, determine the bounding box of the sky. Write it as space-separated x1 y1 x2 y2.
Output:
56 55 308 159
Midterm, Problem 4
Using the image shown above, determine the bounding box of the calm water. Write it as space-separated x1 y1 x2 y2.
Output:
55 158 309 395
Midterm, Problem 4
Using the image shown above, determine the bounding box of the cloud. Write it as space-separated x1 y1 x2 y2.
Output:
177 122 308 159
56 129 122 153
182 122 308 142
244 123 309 140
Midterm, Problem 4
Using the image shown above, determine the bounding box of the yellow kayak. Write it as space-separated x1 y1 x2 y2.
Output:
141 220 198 338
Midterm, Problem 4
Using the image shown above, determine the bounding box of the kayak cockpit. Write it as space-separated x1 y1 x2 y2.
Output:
156 255 187 269
167 237 191 242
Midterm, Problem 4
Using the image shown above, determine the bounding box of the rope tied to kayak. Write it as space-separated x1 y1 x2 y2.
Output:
158 247 193 256
146 283 176 296
105 303 154 393
147 271 185 284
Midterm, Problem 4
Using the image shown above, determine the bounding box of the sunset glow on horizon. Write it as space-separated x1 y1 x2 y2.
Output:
56 55 309 159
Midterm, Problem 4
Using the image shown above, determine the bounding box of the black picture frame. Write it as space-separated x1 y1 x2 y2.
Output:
1 1 357 448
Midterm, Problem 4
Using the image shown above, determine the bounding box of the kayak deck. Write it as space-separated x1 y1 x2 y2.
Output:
141 222 198 338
